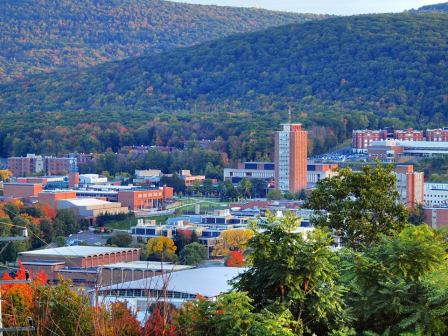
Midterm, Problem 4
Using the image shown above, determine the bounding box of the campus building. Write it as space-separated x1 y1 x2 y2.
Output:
275 123 308 193
223 162 275 185
393 128 423 141
423 183 448 207
20 246 140 285
352 130 388 153
7 154 78 176
3 182 44 199
394 165 424 209
96 267 245 311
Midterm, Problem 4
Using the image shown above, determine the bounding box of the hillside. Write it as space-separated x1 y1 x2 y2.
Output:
416 2 448 12
0 13 447 158
0 0 321 82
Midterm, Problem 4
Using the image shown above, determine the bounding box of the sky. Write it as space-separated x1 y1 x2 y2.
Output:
169 0 443 15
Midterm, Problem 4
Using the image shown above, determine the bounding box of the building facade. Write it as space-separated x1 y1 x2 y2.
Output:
352 130 388 153
223 162 275 185
394 165 424 209
393 128 423 141
8 154 44 177
117 186 174 210
423 183 448 207
426 128 448 142
275 124 308 193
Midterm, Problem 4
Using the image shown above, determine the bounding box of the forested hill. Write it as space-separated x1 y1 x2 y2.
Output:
1 13 447 127
416 2 448 12
0 0 322 82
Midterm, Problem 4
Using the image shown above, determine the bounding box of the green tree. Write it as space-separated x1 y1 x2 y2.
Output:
180 242 208 266
107 232 133 247
306 165 408 249
175 292 297 336
234 213 350 335
409 204 425 225
238 178 253 199
341 225 448 335
267 189 283 200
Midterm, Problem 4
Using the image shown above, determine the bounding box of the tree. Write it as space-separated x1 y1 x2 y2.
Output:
109 301 141 336
225 250 245 267
0 169 12 181
147 236 177 261
108 232 133 247
342 225 448 335
213 229 254 256
238 178 253 199
409 203 425 225
180 242 208 266
305 165 409 249
267 189 283 200
234 213 350 335
175 292 297 336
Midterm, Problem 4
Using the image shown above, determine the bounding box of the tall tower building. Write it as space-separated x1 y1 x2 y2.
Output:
275 123 308 193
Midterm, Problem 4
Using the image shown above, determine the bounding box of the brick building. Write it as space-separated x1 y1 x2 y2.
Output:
7 154 44 177
117 186 174 210
352 130 388 153
393 128 423 141
20 246 140 285
368 140 405 162
3 183 43 199
426 128 448 142
275 123 308 193
424 208 448 229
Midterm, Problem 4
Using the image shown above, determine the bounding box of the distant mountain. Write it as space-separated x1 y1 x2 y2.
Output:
0 12 447 158
0 0 323 82
416 2 448 12
1 13 446 123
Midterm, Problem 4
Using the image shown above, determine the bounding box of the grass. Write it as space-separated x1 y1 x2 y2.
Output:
105 197 229 230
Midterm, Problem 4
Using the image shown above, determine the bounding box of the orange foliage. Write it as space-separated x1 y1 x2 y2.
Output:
109 301 141 336
143 305 176 336
39 204 57 219
225 250 245 267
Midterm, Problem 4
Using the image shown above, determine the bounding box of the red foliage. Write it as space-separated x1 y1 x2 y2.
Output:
109 301 141 336
225 250 245 267
143 305 176 336
177 229 192 241
39 204 57 219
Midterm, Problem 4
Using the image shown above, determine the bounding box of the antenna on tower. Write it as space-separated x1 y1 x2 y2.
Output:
288 104 292 124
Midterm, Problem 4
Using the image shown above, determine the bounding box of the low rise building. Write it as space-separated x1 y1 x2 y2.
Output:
179 170 205 187
424 207 448 229
426 128 448 142
20 246 140 285
57 198 129 219
223 162 275 185
423 183 448 207
133 170 163 185
79 174 108 185
96 267 245 310
3 182 43 199
117 186 174 210
307 163 339 185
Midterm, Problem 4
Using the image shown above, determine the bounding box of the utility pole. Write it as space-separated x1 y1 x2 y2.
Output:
0 232 35 335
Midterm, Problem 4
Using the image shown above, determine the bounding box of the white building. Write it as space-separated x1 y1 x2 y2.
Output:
79 174 108 185
134 170 163 185
96 267 245 311
424 183 448 207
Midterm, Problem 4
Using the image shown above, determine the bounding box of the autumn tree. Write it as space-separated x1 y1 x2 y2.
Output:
147 236 177 262
306 164 409 249
0 169 12 181
108 301 141 336
225 250 245 267
213 229 254 256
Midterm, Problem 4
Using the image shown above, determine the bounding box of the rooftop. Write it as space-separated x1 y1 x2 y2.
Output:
20 246 139 258
62 198 114 207
99 267 245 297
100 261 193 272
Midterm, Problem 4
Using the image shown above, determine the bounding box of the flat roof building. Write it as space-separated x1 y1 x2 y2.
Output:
96 267 245 310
